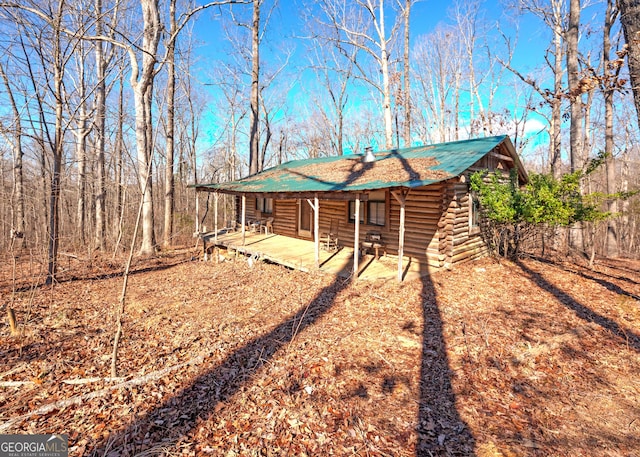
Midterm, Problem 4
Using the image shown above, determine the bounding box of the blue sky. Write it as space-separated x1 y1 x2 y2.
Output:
185 0 614 165
190 0 554 74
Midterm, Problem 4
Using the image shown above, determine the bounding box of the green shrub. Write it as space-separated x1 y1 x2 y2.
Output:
470 169 607 258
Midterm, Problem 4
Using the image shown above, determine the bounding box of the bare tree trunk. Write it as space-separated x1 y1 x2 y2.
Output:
259 92 272 172
620 149 630 251
75 112 88 246
0 62 26 249
337 109 344 156
550 2 564 177
185 77 200 234
47 103 62 281
454 71 460 141
377 0 393 149
249 0 260 175
605 0 619 257
135 86 156 255
73 39 89 247
133 0 161 256
111 168 146 378
567 0 583 172
47 2 66 284
402 0 411 147
583 74 595 160
94 0 107 251
567 0 583 251
163 0 176 247
39 143 48 240
113 67 125 247
617 0 640 130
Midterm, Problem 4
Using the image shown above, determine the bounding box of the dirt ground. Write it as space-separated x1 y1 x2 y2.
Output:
1 248 639 456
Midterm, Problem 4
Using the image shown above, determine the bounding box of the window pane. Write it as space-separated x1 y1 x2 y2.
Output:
349 201 365 222
256 197 273 214
470 195 480 227
368 201 385 226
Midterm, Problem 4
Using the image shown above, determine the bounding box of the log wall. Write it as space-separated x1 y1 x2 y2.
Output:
246 179 488 270
273 200 298 238
444 179 488 267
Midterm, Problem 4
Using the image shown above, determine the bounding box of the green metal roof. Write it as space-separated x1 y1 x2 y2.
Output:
195 135 525 195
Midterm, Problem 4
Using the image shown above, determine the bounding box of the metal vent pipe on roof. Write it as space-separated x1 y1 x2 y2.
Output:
363 146 376 163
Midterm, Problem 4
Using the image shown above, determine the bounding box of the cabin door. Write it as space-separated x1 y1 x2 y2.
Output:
297 199 314 238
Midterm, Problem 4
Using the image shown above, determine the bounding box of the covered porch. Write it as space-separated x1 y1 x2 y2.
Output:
200 190 415 282
200 229 424 282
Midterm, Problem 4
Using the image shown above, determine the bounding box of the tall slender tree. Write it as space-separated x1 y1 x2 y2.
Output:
163 0 177 247
412 26 463 144
501 0 566 176
402 0 412 147
318 0 399 150
566 0 585 250
71 36 90 245
249 0 260 174
617 0 640 130
305 0 357 157
111 0 250 254
567 0 583 173
0 61 26 249
603 0 620 257
94 0 107 251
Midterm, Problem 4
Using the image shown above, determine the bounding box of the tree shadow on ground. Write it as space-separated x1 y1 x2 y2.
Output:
532 256 640 298
569 269 640 300
514 260 640 352
387 148 476 455
595 258 640 279
9 258 191 293
416 263 476 456
89 274 349 455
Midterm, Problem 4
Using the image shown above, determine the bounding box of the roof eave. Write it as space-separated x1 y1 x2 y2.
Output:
500 137 528 184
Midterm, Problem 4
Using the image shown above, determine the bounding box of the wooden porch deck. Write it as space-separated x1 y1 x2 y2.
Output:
201 230 425 282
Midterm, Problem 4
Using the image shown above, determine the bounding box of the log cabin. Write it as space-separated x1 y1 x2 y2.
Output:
194 135 528 280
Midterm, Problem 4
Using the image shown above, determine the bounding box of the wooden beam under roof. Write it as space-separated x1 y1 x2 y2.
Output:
489 151 514 162
194 187 373 201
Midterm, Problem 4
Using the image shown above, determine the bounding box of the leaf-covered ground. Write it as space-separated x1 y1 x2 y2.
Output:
1 249 639 456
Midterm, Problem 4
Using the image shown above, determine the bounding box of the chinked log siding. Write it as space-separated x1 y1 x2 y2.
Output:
234 172 492 270
273 200 297 238
256 180 485 269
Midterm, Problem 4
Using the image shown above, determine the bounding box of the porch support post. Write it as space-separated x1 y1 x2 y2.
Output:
241 194 246 246
214 192 219 243
353 194 361 278
309 196 319 268
195 190 200 234
392 189 409 282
